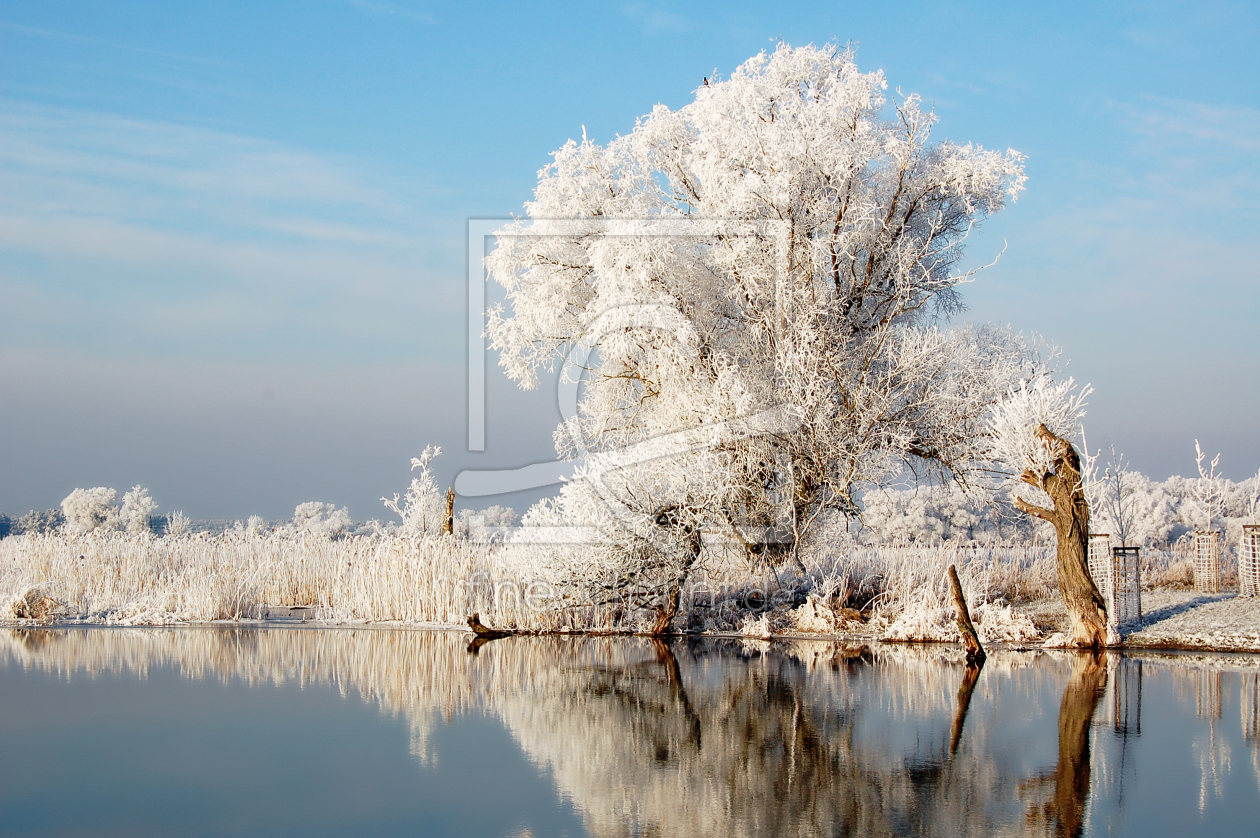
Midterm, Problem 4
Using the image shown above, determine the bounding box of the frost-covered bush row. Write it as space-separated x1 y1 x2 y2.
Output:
857 470 1260 549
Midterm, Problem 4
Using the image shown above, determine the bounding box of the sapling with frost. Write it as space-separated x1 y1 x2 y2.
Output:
382 446 447 536
1099 446 1138 547
1192 440 1224 532
1248 467 1260 524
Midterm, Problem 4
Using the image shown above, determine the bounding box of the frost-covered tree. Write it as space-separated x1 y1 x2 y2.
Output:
488 44 1029 629
292 502 352 539
120 485 158 535
60 487 120 535
455 505 518 543
989 377 1110 647
382 446 447 536
859 482 1034 544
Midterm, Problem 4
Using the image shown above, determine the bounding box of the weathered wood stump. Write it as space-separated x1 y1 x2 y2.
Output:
466 612 511 639
948 564 985 663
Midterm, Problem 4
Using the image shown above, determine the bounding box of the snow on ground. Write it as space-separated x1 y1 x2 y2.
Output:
1010 588 1260 652
1123 590 1260 652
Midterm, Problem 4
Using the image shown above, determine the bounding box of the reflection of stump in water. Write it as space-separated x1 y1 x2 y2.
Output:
950 661 984 757
1024 653 1108 838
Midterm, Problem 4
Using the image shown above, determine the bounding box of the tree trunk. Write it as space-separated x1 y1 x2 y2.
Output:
649 507 702 636
1014 424 1110 648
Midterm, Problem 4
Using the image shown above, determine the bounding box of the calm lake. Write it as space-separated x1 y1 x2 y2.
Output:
2 628 1259 837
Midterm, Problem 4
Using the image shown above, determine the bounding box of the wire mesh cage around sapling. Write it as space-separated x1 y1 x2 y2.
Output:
1242 525 1260 598
1194 530 1221 594
1088 534 1141 627
1088 534 1112 602
1110 547 1142 626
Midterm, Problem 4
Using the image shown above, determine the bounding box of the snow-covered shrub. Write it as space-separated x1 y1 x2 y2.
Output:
60 487 120 535
120 486 158 535
164 510 191 537
292 502 352 539
15 509 64 535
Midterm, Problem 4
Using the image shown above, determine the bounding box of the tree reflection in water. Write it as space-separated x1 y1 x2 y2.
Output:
4 628 1259 836
1019 654 1107 837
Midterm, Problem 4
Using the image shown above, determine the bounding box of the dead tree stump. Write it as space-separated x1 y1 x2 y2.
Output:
466 612 511 639
948 564 985 663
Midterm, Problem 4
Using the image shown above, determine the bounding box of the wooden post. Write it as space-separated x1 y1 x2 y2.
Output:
442 487 455 536
948 564 985 663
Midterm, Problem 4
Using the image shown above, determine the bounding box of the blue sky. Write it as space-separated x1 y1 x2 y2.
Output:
1 0 1257 520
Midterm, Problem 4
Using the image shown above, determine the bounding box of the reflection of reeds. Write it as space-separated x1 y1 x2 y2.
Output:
3 627 1076 838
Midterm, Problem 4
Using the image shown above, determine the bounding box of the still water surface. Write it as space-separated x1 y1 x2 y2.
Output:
2 627 1259 837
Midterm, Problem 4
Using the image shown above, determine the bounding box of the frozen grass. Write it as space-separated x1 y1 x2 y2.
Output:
3 530 1196 644
674 542 1051 642
0 531 558 629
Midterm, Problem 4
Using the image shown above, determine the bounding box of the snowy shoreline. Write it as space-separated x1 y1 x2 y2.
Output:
9 587 1260 654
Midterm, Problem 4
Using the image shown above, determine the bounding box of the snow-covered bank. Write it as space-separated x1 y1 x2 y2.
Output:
6 530 1259 652
1120 591 1260 652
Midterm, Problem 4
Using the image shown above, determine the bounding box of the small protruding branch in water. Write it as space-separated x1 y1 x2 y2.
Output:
442 488 455 536
466 612 511 639
948 564 985 663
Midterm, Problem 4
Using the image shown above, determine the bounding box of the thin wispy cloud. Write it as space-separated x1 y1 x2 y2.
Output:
0 100 456 368
620 2 691 35
0 19 240 69
0 100 421 242
1121 95 1260 152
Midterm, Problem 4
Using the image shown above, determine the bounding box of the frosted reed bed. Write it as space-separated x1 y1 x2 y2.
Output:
4 531 1058 639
